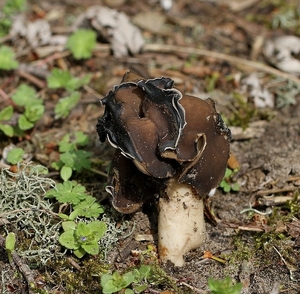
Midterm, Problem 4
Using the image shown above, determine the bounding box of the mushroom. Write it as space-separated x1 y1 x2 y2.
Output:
97 71 231 266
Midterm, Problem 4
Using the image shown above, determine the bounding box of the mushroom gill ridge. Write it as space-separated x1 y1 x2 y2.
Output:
97 77 185 178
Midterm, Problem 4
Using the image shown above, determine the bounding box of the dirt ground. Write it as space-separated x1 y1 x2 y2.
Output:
1 0 300 293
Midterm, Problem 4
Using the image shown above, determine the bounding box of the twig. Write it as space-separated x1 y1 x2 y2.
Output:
273 246 296 281
257 195 300 206
67 257 81 271
83 85 104 100
256 186 297 196
89 167 108 178
143 44 300 85
35 51 71 67
172 276 205 293
16 69 46 89
0 88 10 101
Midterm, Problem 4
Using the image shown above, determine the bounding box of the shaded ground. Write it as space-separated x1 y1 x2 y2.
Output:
0 0 300 293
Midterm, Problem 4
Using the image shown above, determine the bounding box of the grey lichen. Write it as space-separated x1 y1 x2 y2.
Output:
0 163 64 265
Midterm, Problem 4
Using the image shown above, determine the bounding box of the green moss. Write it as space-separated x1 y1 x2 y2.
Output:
40 255 109 294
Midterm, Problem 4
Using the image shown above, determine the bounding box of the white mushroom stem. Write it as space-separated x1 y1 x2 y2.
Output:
158 178 206 266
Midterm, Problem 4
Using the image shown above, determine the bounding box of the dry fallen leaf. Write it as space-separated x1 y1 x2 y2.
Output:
73 5 144 57
10 15 52 48
242 73 274 108
263 35 300 76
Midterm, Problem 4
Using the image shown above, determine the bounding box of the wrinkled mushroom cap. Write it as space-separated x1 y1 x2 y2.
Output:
97 72 231 213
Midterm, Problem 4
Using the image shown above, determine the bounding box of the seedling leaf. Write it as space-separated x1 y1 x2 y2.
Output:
81 242 99 255
6 148 24 164
208 276 242 294
0 124 14 137
58 131 89 152
74 196 104 218
86 221 107 240
0 106 13 120
45 181 87 205
66 29 96 59
73 247 86 258
72 150 92 171
5 232 16 252
54 91 80 119
62 221 76 232
59 230 78 249
0 46 19 70
47 68 91 91
60 165 73 181
11 84 38 107
18 114 34 130
24 104 44 122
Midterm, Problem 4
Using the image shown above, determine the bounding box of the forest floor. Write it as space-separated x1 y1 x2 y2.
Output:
0 0 300 293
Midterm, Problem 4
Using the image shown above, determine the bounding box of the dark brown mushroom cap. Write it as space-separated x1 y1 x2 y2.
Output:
97 73 231 213
97 77 185 178
177 95 231 196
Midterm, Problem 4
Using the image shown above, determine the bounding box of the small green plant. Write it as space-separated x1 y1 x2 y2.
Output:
206 72 220 92
12 84 45 130
45 180 106 258
59 220 106 258
272 7 299 29
208 276 242 294
47 68 91 92
55 91 81 119
227 92 257 129
0 0 26 37
0 106 14 137
0 46 19 70
101 265 153 294
5 232 16 263
66 29 97 59
6 147 24 164
45 180 104 218
51 131 91 181
47 68 91 119
273 79 300 108
220 168 239 193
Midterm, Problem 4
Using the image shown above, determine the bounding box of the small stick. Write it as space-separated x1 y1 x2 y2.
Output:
0 88 10 101
143 44 300 85
67 257 81 271
83 85 104 100
16 69 46 89
256 187 297 196
89 167 108 178
273 246 296 281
